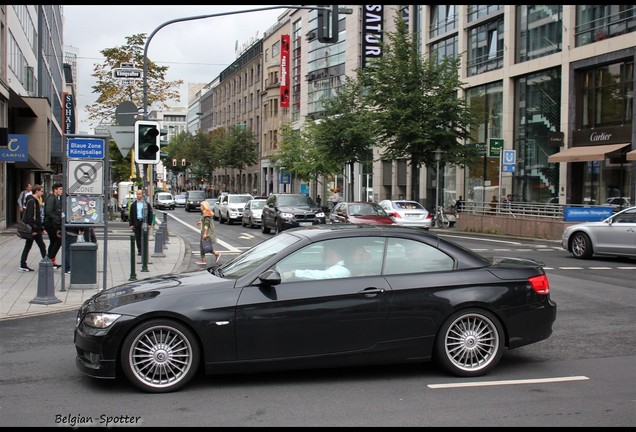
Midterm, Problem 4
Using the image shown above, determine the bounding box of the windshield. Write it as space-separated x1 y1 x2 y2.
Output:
220 232 300 278
229 195 253 204
278 195 311 207
250 200 265 209
188 191 206 199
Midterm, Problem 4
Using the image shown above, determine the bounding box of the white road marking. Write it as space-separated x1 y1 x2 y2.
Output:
428 376 589 389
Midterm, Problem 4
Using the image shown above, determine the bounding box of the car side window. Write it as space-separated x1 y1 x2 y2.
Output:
383 238 454 275
613 209 636 223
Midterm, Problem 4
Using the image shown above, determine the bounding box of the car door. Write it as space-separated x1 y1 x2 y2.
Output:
234 237 391 360
594 208 636 256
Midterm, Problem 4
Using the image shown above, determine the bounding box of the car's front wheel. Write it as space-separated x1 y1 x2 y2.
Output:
570 232 593 259
434 309 504 377
120 319 200 393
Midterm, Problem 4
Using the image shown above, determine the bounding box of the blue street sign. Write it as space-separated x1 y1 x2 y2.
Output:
68 138 105 159
502 164 515 173
502 149 516 165
280 173 291 184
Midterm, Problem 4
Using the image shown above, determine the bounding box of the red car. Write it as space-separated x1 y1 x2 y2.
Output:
329 201 394 225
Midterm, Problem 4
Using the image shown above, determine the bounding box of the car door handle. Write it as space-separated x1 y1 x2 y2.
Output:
357 288 385 296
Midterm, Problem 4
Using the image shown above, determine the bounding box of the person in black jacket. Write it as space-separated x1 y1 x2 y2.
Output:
129 189 153 256
19 184 47 272
44 182 63 269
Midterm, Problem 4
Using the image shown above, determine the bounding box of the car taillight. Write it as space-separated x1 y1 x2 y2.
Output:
426 213 432 219
528 274 550 295
390 211 401 219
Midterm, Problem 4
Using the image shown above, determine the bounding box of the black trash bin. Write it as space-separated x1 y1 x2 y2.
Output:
69 241 97 289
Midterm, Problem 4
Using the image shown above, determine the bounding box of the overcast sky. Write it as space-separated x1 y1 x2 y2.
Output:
63 5 285 132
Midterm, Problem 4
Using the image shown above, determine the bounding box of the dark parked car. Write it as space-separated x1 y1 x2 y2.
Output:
261 193 325 234
329 201 394 225
74 224 556 393
184 190 207 212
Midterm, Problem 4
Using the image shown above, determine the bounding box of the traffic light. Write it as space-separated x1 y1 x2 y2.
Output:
134 120 161 164
317 4 339 43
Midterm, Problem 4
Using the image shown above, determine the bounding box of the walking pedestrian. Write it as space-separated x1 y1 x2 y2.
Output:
196 200 221 265
43 182 63 269
129 189 153 256
17 183 32 214
19 184 46 272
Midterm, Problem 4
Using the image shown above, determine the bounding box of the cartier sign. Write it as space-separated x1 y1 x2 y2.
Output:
573 126 631 146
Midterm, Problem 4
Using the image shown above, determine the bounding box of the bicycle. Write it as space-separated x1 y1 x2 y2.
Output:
433 205 450 229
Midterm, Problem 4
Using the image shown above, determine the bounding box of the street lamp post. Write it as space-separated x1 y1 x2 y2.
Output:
434 148 443 226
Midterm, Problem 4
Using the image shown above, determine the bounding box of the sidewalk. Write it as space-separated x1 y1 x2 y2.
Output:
0 221 190 321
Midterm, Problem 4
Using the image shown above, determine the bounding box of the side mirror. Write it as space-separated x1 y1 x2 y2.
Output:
258 269 281 285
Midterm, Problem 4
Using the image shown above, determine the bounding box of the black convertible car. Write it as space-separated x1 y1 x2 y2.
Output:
74 224 556 393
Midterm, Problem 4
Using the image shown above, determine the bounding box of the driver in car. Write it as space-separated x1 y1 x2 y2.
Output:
281 242 351 281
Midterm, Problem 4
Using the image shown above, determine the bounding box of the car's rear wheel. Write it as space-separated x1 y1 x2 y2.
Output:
570 232 593 259
435 309 504 377
120 319 200 393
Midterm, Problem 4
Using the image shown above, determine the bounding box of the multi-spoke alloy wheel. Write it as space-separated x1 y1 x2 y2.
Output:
121 319 199 393
435 309 504 377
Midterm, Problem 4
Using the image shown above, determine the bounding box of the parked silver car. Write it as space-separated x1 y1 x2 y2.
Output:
561 206 636 259
378 199 432 230
241 198 267 228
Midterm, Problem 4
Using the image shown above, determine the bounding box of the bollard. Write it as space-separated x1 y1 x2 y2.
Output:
152 228 165 257
162 212 170 244
30 257 62 304
129 233 137 281
141 227 149 272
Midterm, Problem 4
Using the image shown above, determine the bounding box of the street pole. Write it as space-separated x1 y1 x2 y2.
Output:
434 148 443 226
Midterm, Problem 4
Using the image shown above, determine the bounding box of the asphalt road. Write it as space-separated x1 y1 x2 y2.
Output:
1 211 634 427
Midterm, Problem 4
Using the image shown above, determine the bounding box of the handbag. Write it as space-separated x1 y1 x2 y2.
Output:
17 220 33 239
16 203 34 239
201 237 214 254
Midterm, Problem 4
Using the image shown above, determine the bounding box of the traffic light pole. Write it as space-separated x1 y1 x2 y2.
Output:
139 6 349 246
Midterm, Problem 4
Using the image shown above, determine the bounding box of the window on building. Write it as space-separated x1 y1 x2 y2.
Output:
467 5 504 23
467 18 504 76
575 5 636 46
579 60 634 128
514 68 562 203
430 35 458 65
430 5 457 38
516 5 562 63
465 81 504 202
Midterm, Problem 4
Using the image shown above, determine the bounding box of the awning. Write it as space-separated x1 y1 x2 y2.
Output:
627 149 636 161
548 143 630 163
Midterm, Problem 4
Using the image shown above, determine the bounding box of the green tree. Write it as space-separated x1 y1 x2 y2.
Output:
273 122 342 197
86 33 183 128
313 76 377 201
223 125 259 193
357 12 476 200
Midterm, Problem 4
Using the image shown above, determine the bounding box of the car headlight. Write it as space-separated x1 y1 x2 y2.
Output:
82 312 122 329
316 212 325 218
280 212 294 219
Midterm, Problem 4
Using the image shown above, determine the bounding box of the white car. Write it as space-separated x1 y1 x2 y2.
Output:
561 206 636 259
241 198 267 228
378 200 432 230
219 193 254 225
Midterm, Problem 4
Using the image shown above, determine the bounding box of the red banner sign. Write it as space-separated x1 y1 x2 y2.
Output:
280 34 290 108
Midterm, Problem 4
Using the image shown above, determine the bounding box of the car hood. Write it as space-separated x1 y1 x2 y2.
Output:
279 206 316 213
350 216 394 224
81 271 233 313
